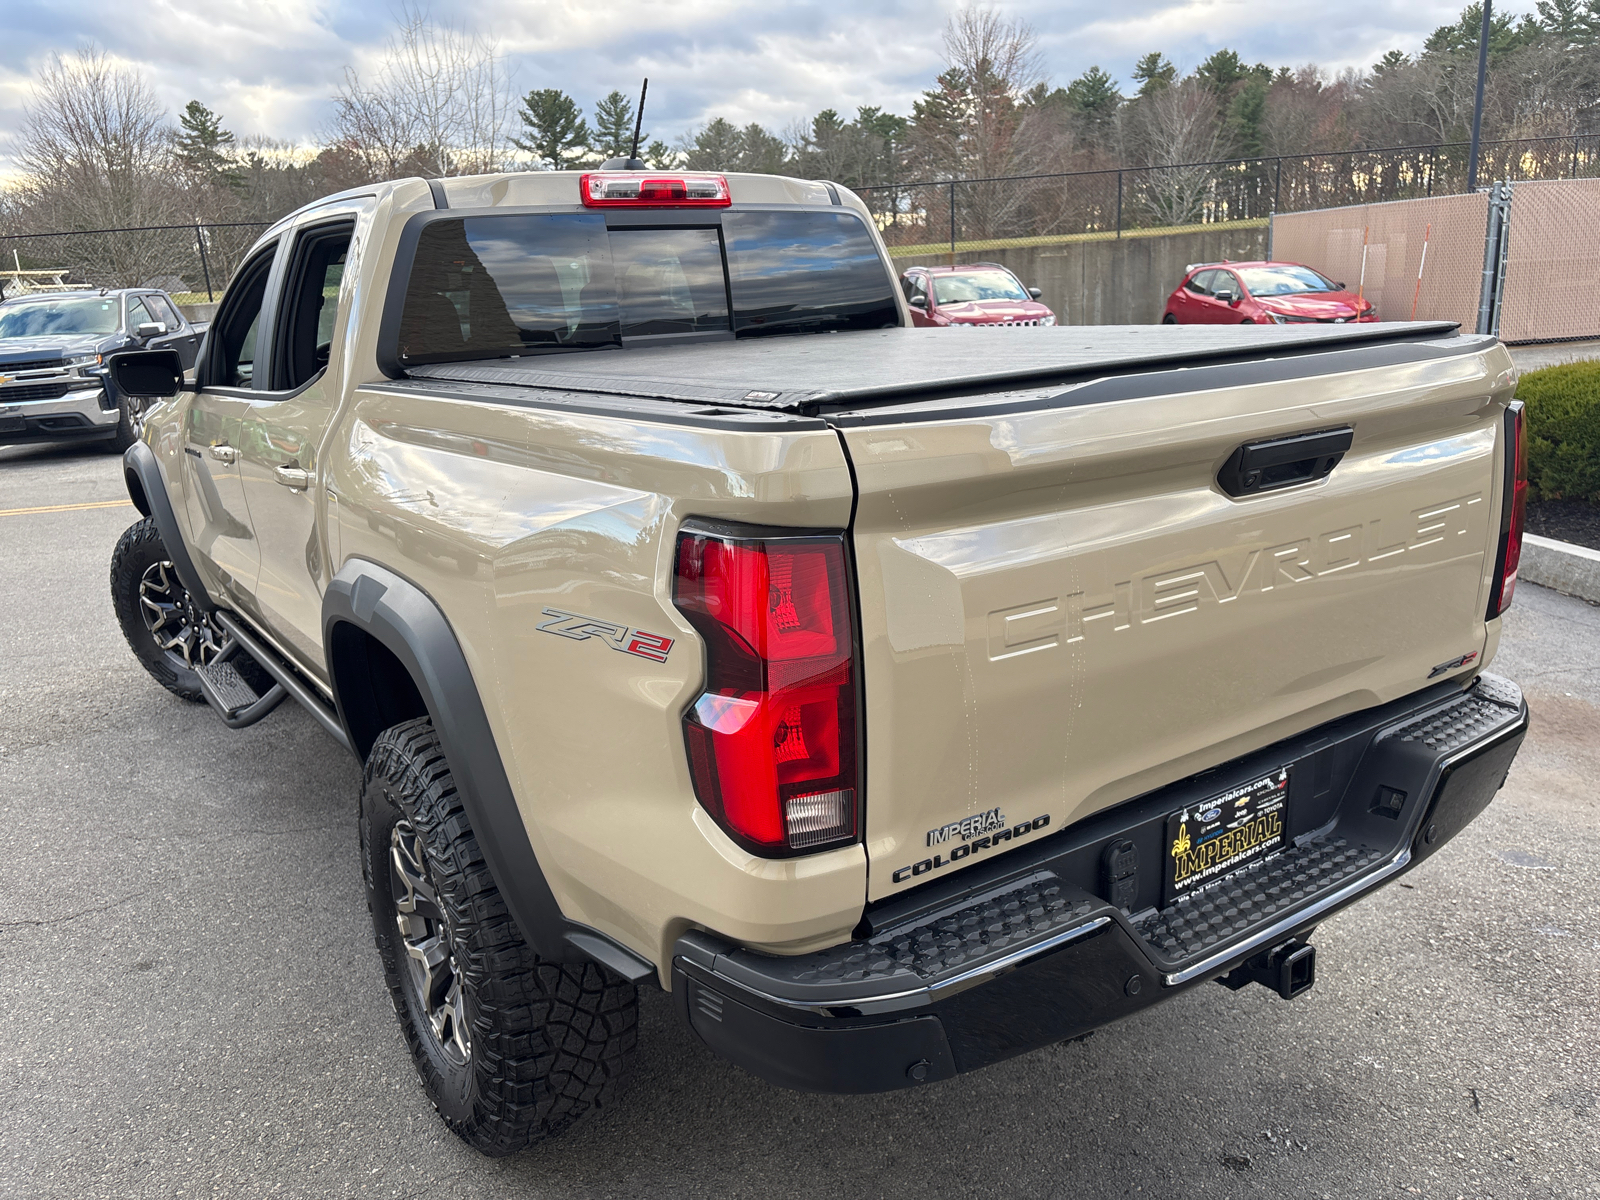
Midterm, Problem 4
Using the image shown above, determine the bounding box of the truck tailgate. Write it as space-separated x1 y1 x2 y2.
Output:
837 335 1515 900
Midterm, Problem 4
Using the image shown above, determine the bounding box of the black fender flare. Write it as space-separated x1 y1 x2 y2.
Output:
323 559 653 981
123 441 215 614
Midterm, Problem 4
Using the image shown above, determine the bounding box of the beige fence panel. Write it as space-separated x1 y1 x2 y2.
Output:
1498 178 1600 344
1271 193 1489 330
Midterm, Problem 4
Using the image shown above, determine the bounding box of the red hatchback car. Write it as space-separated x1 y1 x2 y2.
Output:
1163 261 1378 325
901 264 1058 327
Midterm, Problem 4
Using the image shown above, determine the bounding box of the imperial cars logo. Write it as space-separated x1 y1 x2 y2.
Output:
894 813 1051 884
926 806 1006 847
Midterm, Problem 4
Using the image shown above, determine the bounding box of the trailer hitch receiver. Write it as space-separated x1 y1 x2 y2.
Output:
1219 939 1316 1000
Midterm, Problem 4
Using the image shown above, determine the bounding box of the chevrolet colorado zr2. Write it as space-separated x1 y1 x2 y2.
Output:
103 167 1529 1156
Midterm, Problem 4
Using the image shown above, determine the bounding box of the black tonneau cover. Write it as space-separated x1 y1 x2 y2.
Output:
403 322 1464 416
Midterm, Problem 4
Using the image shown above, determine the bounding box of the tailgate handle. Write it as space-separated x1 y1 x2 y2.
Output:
1218 426 1353 497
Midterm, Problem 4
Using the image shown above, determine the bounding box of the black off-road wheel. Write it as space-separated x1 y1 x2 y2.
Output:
110 517 226 702
360 718 638 1156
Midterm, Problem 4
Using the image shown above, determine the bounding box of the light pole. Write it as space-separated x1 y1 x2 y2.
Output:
1467 0 1492 190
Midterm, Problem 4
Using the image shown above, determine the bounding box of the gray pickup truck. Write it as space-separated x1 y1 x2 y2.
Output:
0 287 204 452
105 168 1529 1156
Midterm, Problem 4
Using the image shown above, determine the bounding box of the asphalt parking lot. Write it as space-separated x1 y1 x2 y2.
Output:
3 440 1598 1200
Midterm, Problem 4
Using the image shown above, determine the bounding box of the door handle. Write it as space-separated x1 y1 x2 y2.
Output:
275 466 312 490
208 444 237 464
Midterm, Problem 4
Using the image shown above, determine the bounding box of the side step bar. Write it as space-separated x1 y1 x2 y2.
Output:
194 648 287 728
197 611 351 753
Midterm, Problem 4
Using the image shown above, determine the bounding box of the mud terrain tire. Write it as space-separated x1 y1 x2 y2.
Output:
360 718 638 1156
109 516 219 702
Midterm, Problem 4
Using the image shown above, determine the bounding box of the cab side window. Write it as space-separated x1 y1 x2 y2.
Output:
146 294 182 331
210 245 278 388
276 221 354 391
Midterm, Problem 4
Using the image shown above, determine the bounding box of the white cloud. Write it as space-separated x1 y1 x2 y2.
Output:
0 0 1544 176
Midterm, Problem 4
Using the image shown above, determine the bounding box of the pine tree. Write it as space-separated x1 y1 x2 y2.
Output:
1132 53 1176 98
175 100 240 188
642 139 677 168
1372 49 1411 77
1197 49 1250 95
1536 0 1600 47
1226 75 1270 157
592 89 642 160
513 89 590 169
681 118 744 170
1065 66 1122 144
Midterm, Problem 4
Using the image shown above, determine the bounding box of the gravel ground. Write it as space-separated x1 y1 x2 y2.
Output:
2 439 1598 1200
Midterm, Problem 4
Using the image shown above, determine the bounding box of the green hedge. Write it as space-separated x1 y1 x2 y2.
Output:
1514 360 1600 503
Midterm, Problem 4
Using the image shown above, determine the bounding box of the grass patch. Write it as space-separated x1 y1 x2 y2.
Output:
1515 359 1600 502
884 217 1270 259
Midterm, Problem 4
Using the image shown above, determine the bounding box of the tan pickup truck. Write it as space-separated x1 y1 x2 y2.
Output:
105 168 1530 1156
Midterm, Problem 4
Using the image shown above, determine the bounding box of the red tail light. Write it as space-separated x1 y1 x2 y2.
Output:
1488 401 1527 619
579 172 731 208
672 525 859 855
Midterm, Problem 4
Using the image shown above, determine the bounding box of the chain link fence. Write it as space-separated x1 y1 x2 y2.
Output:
1271 177 1600 344
856 133 1600 258
0 221 270 306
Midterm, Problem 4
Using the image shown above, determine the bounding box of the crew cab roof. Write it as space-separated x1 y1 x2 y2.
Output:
403 321 1466 417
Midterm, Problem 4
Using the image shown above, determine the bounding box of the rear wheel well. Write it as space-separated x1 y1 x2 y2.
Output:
327 622 429 759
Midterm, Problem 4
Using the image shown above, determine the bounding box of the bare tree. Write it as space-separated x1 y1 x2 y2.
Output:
1124 78 1229 223
14 49 179 227
7 47 188 285
909 6 1044 238
328 7 515 181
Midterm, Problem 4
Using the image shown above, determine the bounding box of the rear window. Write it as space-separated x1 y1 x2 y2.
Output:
394 209 897 367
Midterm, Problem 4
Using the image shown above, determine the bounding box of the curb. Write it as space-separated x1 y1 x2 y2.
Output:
1520 533 1600 604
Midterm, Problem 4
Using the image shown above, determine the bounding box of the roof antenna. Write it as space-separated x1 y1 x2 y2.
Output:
603 79 649 170
628 79 648 167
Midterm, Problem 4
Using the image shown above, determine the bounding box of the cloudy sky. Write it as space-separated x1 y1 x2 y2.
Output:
0 0 1540 171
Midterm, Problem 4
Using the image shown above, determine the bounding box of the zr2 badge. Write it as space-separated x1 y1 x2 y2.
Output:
537 607 674 663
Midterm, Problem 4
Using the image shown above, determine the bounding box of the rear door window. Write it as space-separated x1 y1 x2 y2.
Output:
146 294 182 330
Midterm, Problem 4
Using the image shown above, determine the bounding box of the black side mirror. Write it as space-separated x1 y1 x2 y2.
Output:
1028 287 1043 300
1214 290 1236 306
109 348 185 398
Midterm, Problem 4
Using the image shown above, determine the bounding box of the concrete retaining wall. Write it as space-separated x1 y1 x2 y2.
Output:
177 302 219 323
892 222 1270 326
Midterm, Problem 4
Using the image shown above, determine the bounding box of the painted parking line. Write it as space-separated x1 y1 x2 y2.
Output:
0 499 134 518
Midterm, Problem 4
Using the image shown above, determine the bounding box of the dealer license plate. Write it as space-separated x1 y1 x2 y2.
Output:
1164 767 1290 904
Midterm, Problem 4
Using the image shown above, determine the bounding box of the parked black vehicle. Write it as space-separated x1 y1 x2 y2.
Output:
0 289 207 452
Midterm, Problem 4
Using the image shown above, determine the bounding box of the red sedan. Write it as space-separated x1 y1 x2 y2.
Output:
901 264 1057 327
1162 261 1378 325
